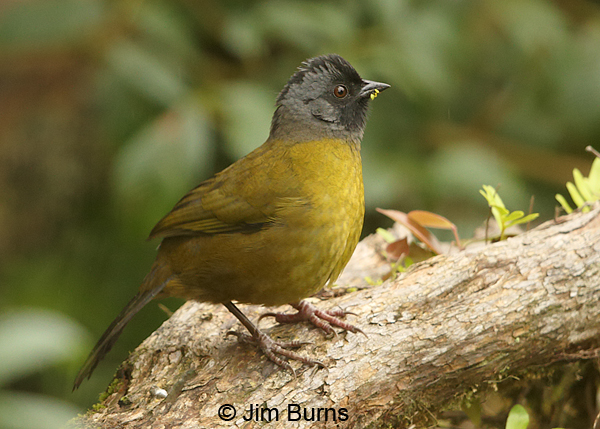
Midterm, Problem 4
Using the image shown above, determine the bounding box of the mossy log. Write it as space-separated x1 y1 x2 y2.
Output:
75 204 600 428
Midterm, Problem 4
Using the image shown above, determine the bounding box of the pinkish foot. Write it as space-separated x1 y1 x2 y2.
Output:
260 300 364 336
225 301 325 373
227 331 324 373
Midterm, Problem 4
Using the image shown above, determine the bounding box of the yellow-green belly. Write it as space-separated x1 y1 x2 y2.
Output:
157 139 364 306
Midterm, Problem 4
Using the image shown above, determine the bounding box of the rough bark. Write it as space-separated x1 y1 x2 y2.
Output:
75 205 600 428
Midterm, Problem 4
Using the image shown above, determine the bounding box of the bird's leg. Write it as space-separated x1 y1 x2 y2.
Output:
224 302 324 371
260 299 365 336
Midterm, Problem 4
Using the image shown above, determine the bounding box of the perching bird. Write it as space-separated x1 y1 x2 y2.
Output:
74 54 389 389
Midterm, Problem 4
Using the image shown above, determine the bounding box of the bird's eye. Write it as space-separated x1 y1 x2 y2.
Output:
333 85 348 98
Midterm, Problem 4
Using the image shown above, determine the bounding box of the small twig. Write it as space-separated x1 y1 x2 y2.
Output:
527 195 535 231
484 210 491 244
158 303 174 317
586 145 600 158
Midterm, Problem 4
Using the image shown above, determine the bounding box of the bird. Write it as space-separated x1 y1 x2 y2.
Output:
73 54 389 389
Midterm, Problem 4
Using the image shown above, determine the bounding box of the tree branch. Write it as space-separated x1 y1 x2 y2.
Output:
75 204 600 428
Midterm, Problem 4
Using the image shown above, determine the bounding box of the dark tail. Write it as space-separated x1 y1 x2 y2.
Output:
73 263 172 390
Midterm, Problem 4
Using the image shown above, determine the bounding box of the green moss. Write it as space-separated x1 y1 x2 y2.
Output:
97 376 124 403
91 402 106 412
118 396 132 406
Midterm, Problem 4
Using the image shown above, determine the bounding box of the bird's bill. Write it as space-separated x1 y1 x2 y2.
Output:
360 80 391 100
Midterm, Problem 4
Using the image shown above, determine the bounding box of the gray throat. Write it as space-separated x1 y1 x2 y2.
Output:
268 108 364 146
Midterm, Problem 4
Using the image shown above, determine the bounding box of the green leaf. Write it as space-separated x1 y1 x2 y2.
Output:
506 213 539 227
479 189 490 202
494 194 506 210
490 204 509 230
503 210 525 224
480 185 506 209
480 185 494 201
588 158 600 193
481 185 509 233
555 193 573 213
480 185 539 237
573 168 593 201
566 181 586 208
506 404 529 429
376 228 397 244
490 212 504 233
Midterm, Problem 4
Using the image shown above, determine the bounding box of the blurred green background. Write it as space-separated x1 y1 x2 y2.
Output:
1 0 599 426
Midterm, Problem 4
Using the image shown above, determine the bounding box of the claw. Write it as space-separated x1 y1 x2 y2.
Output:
224 302 325 372
260 300 364 337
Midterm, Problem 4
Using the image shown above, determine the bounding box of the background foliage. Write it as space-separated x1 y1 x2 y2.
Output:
1 0 599 426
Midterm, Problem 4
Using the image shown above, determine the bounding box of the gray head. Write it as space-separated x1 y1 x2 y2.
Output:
268 54 390 145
